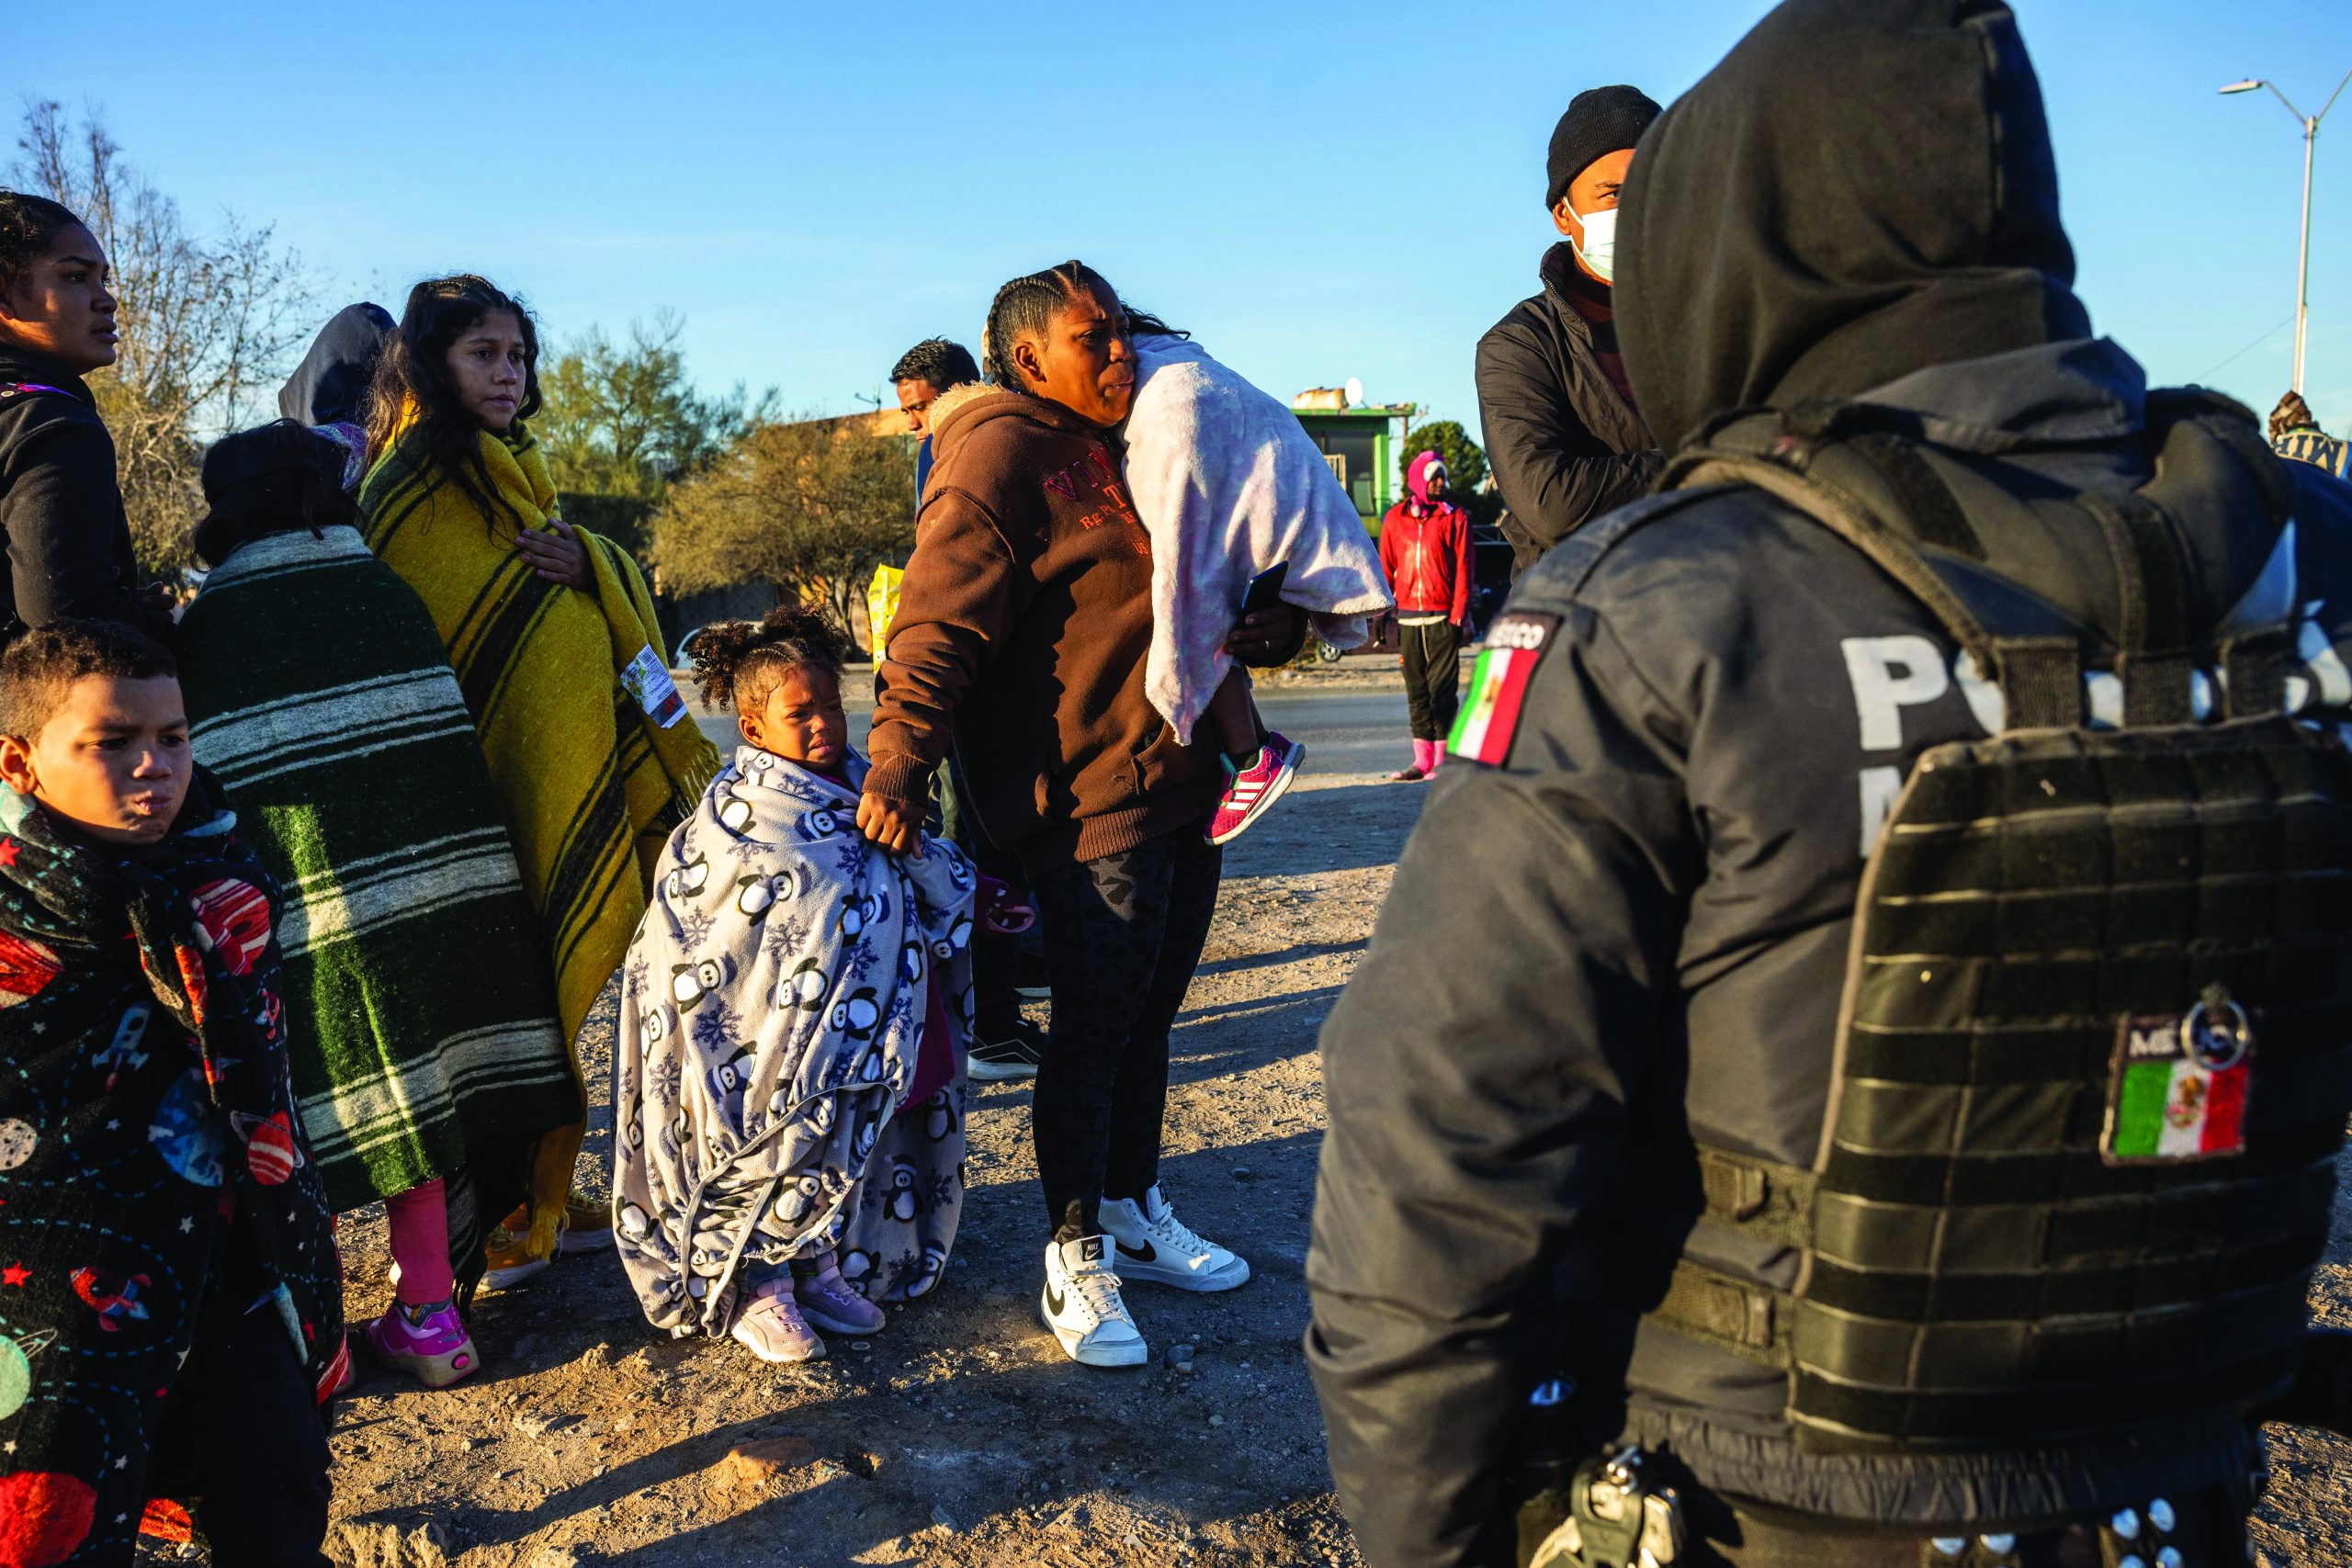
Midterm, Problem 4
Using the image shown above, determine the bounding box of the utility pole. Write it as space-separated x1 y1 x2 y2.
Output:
2222 64 2352 392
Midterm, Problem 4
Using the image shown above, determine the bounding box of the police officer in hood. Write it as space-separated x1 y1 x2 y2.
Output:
1308 3 2352 1565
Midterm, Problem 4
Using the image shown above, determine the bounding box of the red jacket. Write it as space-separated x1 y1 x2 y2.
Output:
1378 500 1472 623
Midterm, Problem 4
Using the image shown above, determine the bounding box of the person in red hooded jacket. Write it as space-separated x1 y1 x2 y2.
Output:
1376 450 1472 780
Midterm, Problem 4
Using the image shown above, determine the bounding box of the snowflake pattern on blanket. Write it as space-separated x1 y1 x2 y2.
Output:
612 747 973 1337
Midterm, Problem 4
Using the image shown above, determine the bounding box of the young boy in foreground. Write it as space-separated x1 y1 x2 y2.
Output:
0 621 342 1567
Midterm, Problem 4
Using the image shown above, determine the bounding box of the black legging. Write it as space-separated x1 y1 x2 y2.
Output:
1025 829 1223 1240
1399 618 1463 741
147 1283 333 1565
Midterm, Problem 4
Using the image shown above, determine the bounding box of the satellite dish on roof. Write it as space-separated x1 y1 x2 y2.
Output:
1343 377 1365 409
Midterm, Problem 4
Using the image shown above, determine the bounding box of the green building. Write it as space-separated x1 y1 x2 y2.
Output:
1290 389 1415 534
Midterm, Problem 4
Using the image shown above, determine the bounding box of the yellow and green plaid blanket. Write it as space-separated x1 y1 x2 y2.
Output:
361 417 718 1258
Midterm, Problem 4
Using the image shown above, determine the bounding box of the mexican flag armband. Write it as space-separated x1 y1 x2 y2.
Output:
1449 612 1560 766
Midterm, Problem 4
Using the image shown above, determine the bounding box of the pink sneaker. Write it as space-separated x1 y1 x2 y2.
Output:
794 1252 887 1336
731 1278 827 1363
363 1300 480 1389
1206 733 1306 845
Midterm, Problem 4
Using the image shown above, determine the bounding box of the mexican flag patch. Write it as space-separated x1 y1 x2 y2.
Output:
2101 1008 2254 1165
1449 613 1559 766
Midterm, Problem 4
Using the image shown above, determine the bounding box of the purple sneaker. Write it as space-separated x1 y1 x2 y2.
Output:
794 1252 887 1336
731 1279 826 1363
364 1300 480 1389
1206 733 1307 845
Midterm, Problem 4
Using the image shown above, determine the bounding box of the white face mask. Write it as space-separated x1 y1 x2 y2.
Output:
1568 202 1618 284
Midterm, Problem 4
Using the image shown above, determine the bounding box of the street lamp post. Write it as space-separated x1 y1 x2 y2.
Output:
2222 66 2352 393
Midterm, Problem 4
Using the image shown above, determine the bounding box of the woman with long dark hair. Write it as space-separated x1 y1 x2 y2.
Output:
862 260 1303 1368
358 275 718 1291
0 190 175 641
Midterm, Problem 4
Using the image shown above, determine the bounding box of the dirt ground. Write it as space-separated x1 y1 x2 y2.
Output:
188 675 2352 1566
300 754 1417 1568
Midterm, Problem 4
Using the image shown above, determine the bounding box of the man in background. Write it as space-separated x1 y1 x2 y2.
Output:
2271 389 2350 479
893 338 980 502
887 334 1043 1080
1476 86 1666 573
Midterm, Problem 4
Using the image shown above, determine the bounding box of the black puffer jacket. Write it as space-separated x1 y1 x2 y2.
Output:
1474 244 1661 571
1307 3 2341 1564
0 345 170 642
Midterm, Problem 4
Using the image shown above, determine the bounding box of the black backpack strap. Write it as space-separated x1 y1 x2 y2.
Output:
2136 397 2300 720
1843 431 1987 562
2222 627 2298 718
1651 1258 1791 1371
2084 490 2199 726
1662 423 2066 719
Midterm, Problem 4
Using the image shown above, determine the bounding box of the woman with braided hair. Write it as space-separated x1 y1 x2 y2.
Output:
864 260 1307 1368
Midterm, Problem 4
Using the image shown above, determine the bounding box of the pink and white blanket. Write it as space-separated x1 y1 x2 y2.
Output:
1125 334 1393 744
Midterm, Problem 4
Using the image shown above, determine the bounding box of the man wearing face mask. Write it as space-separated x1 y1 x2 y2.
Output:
1476 87 1667 574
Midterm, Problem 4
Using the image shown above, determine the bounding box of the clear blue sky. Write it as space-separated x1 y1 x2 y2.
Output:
14 3 2352 441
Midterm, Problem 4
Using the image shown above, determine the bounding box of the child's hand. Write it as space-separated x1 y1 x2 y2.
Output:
978 875 1036 935
856 791 920 854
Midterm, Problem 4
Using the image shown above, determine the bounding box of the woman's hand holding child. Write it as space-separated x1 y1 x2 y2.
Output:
1225 604 1306 666
856 791 922 854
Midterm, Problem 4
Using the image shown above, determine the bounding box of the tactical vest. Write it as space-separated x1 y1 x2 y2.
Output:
1642 392 2352 1454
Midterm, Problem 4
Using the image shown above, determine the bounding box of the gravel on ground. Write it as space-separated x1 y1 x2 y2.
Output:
163 736 2352 1567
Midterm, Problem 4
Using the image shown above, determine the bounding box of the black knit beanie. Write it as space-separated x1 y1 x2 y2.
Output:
1546 85 1663 210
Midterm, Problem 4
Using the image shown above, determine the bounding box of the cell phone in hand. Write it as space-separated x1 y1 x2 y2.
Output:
1240 561 1290 617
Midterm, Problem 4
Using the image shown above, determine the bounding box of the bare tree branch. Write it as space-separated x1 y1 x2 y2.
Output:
13 99 316 573
650 416 914 651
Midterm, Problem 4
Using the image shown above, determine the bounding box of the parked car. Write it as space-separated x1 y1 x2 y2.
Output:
1470 531 1515 636
673 625 715 669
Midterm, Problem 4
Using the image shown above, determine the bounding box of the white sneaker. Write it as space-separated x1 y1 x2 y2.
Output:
1100 1185 1250 1292
1040 1236 1148 1368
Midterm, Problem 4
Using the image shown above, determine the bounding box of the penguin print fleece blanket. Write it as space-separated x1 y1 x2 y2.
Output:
0 776 343 1566
611 746 973 1338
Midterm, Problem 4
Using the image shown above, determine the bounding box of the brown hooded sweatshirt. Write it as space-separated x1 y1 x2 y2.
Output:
865 383 1221 866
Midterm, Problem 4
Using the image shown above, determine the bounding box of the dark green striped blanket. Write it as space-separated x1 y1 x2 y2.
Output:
176 525 581 1212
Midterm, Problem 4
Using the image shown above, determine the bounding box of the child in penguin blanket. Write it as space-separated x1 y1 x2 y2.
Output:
612 609 1017 1363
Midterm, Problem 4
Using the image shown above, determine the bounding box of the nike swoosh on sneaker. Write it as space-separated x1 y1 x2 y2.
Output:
1116 1237 1159 1265
1046 1280 1067 1317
